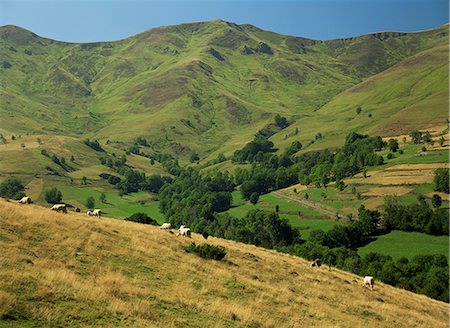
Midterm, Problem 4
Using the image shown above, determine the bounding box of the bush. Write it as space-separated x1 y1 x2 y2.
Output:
0 177 25 200
434 169 449 193
185 242 227 260
124 213 158 225
45 187 62 204
86 196 95 209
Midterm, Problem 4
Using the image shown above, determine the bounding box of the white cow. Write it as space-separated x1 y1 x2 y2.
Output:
363 276 375 289
87 210 94 216
92 209 102 218
18 196 32 204
51 204 67 213
177 225 191 237
160 223 172 230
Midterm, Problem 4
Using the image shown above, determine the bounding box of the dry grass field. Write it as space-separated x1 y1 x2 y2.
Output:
0 200 448 327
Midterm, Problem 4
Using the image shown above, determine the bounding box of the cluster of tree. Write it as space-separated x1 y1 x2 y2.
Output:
148 152 181 176
99 173 121 185
116 167 171 195
382 196 448 236
232 136 276 163
99 153 127 169
234 132 385 200
41 149 73 172
159 169 235 224
0 177 25 200
84 139 104 152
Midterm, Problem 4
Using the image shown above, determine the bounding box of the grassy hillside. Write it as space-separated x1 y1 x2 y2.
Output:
1 21 448 159
1 199 448 327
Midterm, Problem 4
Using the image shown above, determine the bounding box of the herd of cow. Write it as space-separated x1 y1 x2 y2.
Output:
18 196 376 288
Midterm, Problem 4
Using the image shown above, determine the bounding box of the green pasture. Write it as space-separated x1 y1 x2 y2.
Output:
358 230 449 260
227 191 336 239
36 177 165 222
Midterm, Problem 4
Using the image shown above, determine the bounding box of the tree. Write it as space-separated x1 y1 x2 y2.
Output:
86 196 95 209
274 114 289 128
431 194 442 208
45 187 62 204
99 193 106 203
356 106 362 115
388 139 399 152
423 131 432 143
190 152 200 163
410 131 422 144
434 169 448 193
249 192 259 205
70 155 75 162
0 177 25 200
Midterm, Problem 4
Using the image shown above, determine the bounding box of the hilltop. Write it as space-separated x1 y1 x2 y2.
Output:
0 199 448 327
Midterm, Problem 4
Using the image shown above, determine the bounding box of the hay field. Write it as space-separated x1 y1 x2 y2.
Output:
0 200 448 327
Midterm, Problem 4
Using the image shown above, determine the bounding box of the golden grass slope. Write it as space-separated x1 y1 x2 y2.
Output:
0 200 448 327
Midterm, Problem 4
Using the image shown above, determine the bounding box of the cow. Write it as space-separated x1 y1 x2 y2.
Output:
75 207 81 213
18 196 32 204
160 223 172 230
92 209 102 218
310 258 321 268
51 204 67 213
87 210 94 216
363 276 375 289
177 225 191 237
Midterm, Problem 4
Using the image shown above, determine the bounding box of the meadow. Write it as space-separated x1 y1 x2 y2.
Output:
358 231 449 260
226 191 337 239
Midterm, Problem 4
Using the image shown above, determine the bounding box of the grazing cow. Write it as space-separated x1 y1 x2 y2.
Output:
18 196 32 204
92 209 102 218
364 276 375 289
75 207 81 213
87 210 94 216
177 226 191 237
51 204 67 213
160 223 172 230
310 258 321 268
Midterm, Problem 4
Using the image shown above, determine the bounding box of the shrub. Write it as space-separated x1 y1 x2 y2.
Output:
185 242 227 260
86 196 95 209
0 177 25 200
45 187 62 204
124 213 158 225
434 169 449 193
